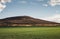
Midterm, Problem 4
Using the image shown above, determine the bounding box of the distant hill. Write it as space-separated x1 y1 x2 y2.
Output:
0 16 60 26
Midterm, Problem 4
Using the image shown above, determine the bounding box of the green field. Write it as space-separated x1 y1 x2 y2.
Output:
0 27 60 39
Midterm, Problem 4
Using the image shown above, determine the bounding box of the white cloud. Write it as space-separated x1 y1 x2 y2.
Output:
0 3 6 12
19 1 27 4
43 4 48 7
42 14 60 23
37 0 44 1
0 0 11 3
48 0 60 6
0 0 11 12
56 10 59 13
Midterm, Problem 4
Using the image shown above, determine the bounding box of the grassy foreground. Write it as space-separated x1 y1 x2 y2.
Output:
0 27 60 39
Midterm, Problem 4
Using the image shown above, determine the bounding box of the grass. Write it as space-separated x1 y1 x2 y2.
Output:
0 27 60 39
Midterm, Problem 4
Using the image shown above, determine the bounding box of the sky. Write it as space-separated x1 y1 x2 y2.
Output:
0 0 60 23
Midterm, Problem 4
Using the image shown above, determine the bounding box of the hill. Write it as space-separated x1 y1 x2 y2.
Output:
0 16 60 26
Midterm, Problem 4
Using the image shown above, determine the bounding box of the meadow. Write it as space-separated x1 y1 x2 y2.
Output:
0 27 60 39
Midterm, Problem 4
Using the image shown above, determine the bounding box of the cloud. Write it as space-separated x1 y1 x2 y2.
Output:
56 10 59 13
37 0 44 1
43 4 48 7
0 0 11 12
42 14 60 23
0 0 11 3
19 1 27 4
0 3 6 12
48 0 60 6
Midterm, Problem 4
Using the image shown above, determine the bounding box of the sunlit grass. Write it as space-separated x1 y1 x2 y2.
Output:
0 27 60 39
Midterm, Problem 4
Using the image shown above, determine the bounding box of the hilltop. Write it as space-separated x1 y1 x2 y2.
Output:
0 16 60 26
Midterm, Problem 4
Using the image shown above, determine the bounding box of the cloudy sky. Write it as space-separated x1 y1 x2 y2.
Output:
0 0 60 23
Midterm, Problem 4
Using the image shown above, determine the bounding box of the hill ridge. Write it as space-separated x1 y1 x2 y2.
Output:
0 16 60 26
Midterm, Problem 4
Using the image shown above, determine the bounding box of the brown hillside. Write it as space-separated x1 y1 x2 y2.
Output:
0 16 60 26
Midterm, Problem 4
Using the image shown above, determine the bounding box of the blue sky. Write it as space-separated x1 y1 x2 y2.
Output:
0 0 60 22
